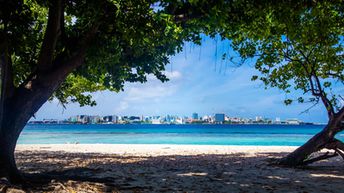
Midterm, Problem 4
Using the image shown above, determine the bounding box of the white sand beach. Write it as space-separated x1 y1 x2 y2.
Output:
1 144 343 192
16 144 299 155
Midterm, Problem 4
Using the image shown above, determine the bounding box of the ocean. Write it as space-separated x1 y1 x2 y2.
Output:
18 124 344 146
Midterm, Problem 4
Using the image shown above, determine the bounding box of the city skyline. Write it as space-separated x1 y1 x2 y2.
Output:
32 36 341 123
30 113 310 125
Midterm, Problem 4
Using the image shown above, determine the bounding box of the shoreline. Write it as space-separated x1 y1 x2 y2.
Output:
16 144 299 155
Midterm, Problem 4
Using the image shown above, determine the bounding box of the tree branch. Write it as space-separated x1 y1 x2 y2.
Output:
297 46 335 118
0 43 15 136
0 52 6 129
37 0 64 73
321 138 344 159
324 138 344 150
313 74 335 118
51 23 100 75
299 98 319 115
281 41 335 119
336 107 344 126
7 23 101 137
0 35 14 101
326 72 344 82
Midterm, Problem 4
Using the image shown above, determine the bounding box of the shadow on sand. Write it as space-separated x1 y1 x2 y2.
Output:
1 151 343 192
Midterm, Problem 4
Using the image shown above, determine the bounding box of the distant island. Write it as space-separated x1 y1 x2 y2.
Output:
29 113 317 125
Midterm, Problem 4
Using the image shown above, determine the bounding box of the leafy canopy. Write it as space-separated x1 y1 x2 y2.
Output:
3 0 343 112
216 1 344 113
1 0 201 107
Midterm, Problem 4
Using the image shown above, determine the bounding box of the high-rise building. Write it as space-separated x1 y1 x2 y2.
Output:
192 113 199 120
89 116 101 124
77 115 89 124
215 113 225 123
103 115 118 123
69 116 78 123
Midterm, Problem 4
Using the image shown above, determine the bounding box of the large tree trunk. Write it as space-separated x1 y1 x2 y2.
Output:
0 0 98 183
0 82 64 183
0 129 22 183
279 118 342 166
0 37 23 183
0 94 35 183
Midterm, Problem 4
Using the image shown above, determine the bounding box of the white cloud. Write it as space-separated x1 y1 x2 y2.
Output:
146 70 182 81
165 71 182 79
126 84 177 101
111 70 182 114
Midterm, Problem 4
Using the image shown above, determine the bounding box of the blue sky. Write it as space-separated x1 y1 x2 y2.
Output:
33 37 338 123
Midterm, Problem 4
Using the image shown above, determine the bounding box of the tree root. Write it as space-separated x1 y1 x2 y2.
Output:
323 138 344 159
301 138 344 165
302 152 339 165
335 149 344 159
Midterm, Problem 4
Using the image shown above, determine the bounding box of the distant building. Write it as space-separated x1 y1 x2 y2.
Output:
255 116 263 122
264 118 272 124
229 117 241 124
42 119 58 124
151 119 161 124
103 115 118 123
103 115 112 122
69 116 78 123
129 116 141 123
175 118 184 124
192 113 199 120
202 115 211 123
286 119 300 125
77 115 89 124
164 115 174 123
28 121 44 124
89 116 101 124
215 113 225 123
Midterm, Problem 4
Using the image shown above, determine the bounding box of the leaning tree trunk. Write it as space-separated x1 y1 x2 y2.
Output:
279 118 342 166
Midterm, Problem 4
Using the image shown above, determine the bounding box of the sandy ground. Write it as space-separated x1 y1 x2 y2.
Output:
16 144 299 156
1 145 343 193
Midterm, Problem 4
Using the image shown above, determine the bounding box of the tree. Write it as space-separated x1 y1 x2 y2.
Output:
1 0 339 184
0 0 214 183
1 0 254 184
217 1 344 166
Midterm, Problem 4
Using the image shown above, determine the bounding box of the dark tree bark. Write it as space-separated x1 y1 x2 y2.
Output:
279 108 344 166
0 129 22 183
0 0 103 182
0 15 99 183
276 44 344 166
0 47 92 182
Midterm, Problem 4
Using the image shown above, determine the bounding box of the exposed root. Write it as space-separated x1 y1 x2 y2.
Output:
335 150 344 159
324 138 344 160
300 138 344 165
302 152 338 165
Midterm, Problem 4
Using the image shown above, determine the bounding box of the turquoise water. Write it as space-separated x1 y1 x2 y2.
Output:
18 124 344 146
